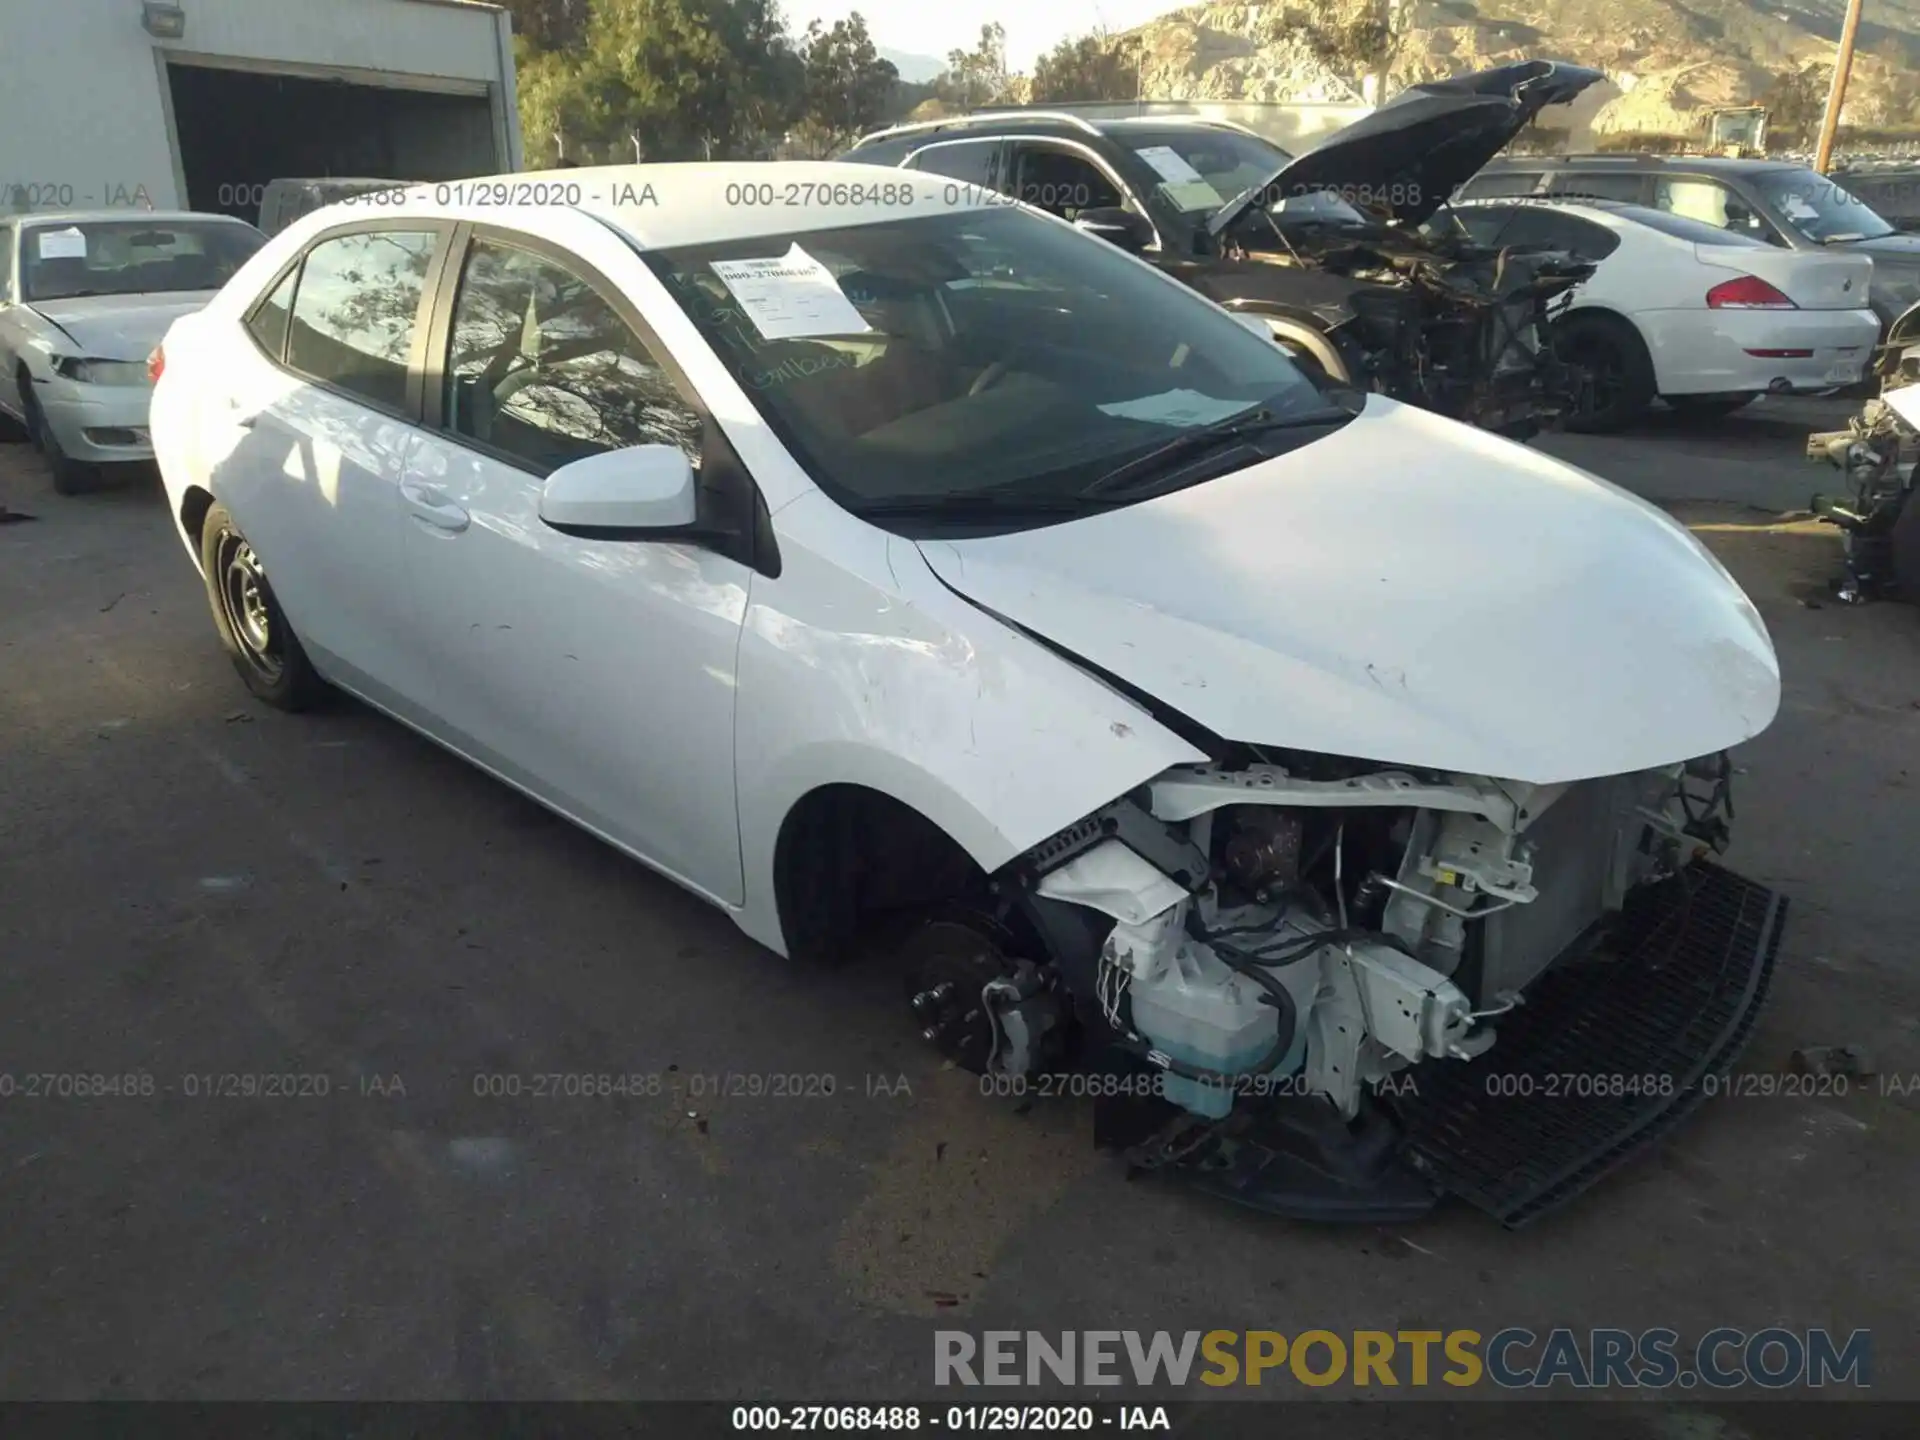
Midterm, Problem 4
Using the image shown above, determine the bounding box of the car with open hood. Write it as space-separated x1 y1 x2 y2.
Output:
148 163 1788 1227
840 60 1608 439
0 210 267 492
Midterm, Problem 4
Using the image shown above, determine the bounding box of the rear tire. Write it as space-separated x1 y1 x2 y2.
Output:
1556 315 1655 433
200 503 326 711
20 380 97 494
1665 393 1758 418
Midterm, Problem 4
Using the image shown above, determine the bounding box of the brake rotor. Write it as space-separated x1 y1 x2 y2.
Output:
903 918 1020 1074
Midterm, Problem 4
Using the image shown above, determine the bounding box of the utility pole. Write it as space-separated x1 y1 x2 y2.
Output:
1814 0 1865 173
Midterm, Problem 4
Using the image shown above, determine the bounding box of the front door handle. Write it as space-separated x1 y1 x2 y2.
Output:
400 479 470 533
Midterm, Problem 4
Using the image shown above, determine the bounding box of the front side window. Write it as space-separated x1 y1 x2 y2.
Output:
645 205 1330 521
443 238 702 474
1753 170 1896 244
285 230 438 411
1008 144 1127 220
907 141 1001 187
1123 127 1291 214
1652 178 1779 244
18 218 265 302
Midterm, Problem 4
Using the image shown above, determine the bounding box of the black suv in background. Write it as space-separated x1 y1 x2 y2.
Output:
1463 154 1920 331
839 62 1606 438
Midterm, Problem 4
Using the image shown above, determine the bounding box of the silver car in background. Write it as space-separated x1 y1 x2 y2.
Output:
0 211 265 492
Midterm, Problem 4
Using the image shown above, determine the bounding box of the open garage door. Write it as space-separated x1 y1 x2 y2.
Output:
166 61 499 225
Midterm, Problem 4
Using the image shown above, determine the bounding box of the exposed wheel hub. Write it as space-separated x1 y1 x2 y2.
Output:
904 918 1065 1076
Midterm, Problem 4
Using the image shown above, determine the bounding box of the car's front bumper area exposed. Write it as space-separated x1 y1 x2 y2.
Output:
1106 860 1785 1227
36 379 156 463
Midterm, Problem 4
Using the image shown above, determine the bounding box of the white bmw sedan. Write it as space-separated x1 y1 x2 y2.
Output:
152 163 1788 1223
0 211 266 491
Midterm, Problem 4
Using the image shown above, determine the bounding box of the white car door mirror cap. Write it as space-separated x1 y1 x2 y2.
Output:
539 445 698 533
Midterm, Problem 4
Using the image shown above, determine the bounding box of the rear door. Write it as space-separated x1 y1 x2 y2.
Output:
210 221 453 708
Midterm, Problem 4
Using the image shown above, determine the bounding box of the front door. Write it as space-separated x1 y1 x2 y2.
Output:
399 227 750 904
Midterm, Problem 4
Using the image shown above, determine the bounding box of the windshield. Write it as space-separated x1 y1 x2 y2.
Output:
1756 172 1896 243
20 218 266 301
1124 128 1293 215
644 206 1329 521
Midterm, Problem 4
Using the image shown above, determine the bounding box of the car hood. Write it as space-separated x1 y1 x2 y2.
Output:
914 398 1779 785
1209 59 1608 236
26 293 218 361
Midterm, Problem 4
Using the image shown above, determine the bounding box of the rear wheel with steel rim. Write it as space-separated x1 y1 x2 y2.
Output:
199 502 325 710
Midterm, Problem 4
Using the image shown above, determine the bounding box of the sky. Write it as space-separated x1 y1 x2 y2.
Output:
785 0 1184 75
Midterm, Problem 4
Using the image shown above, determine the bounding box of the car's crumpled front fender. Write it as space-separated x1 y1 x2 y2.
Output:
729 492 1207 957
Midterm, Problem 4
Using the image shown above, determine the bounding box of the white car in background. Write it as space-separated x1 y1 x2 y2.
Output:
0 211 266 492
1434 198 1879 429
147 163 1786 1227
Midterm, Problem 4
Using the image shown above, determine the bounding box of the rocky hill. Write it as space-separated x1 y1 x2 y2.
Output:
1117 0 1920 139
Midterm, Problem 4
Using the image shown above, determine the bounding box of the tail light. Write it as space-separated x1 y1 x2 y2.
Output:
147 345 165 383
1706 275 1796 310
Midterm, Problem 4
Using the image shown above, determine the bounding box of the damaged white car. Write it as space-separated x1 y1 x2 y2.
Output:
150 165 1787 1227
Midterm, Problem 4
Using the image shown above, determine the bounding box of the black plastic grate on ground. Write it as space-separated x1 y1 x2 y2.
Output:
1396 861 1786 1229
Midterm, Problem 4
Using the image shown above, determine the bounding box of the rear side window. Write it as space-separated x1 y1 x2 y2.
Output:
1616 204 1768 248
1456 170 1543 200
246 267 298 361
0 226 13 303
1547 172 1649 204
907 140 1001 188
285 230 439 411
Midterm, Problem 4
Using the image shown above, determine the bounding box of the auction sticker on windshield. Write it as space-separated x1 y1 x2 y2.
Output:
1136 145 1223 211
1098 389 1250 427
710 244 873 341
37 227 87 259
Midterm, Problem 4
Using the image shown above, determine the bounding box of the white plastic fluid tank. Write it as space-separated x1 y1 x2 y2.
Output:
1130 938 1291 1119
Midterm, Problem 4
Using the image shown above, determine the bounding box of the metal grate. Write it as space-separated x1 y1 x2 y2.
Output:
1396 861 1786 1228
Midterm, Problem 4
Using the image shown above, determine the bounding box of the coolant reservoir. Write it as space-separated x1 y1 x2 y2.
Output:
1129 938 1301 1119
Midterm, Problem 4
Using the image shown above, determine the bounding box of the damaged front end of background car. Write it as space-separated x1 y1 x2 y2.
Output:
908 749 1783 1229
1805 299 1920 603
1197 61 1606 440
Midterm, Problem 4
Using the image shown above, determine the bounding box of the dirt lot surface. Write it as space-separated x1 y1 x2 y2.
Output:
2 397 1915 1432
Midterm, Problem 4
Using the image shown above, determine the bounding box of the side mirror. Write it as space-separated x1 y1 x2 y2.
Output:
1074 207 1154 253
539 444 697 535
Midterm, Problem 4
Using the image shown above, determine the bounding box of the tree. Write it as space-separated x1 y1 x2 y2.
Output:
794 14 900 157
937 22 1013 111
1762 65 1828 149
1031 33 1138 104
497 0 589 51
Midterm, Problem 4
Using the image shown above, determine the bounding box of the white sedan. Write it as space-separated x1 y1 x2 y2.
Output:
150 163 1787 1225
1436 198 1879 429
0 210 266 491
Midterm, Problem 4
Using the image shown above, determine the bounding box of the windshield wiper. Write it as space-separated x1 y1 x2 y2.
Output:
1079 403 1356 498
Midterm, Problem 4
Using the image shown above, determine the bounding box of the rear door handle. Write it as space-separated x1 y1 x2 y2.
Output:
400 479 470 533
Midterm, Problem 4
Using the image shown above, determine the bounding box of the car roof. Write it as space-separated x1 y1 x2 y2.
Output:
1484 154 1803 178
10 210 258 227
854 110 1250 147
345 162 1005 250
